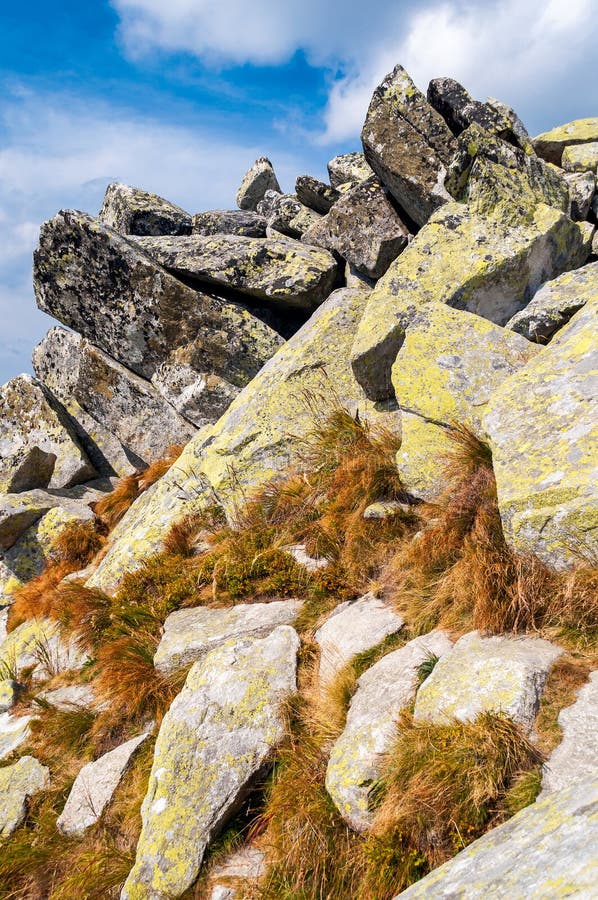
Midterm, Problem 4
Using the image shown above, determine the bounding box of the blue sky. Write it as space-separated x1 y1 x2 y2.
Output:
1 0 597 383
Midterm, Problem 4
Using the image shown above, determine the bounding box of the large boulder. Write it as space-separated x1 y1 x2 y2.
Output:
236 157 281 211
192 210 267 238
99 182 192 236
302 176 410 279
88 288 398 595
131 234 338 311
0 375 95 492
534 117 598 165
562 141 598 174
327 152 373 188
350 201 589 400
0 483 103 551
33 327 195 463
484 300 597 568
427 77 516 140
563 170 595 220
33 210 282 383
0 756 50 837
121 627 299 899
361 65 458 226
257 191 321 239
540 671 598 797
295 175 340 214
395 776 598 899
395 413 455 501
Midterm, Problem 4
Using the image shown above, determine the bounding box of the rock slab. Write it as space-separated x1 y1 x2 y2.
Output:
0 756 50 837
540 670 598 797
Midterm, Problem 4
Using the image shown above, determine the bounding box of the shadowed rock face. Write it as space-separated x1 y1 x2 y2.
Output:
99 182 192 236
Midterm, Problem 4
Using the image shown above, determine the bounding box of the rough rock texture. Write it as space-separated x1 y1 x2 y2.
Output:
0 374 94 492
533 117 598 165
34 210 282 384
151 362 238 429
327 152 373 188
506 260 598 343
0 679 18 713
0 618 88 682
236 158 281 211
0 483 101 551
208 846 265 899
36 683 96 712
295 176 340 214
258 192 321 239
57 732 149 836
192 209 267 237
326 631 453 831
315 593 404 687
154 599 302 675
0 712 34 760
132 233 338 310
33 328 196 462
427 77 514 139
484 300 597 568
350 201 588 400
540 671 598 797
562 141 598 173
413 631 562 732
361 65 457 226
486 97 534 154
0 756 50 837
99 183 192 236
563 170 595 220
302 176 410 279
395 776 598 899
396 413 454 500
390 302 539 437
88 288 398 594
121 627 299 900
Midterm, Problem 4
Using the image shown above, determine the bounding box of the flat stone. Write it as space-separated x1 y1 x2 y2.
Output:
0 712 34 760
534 117 598 165
327 152 373 188
192 209 267 237
315 593 404 687
396 413 454 501
507 260 598 343
485 300 598 568
154 599 302 675
361 64 457 226
0 618 88 683
540 670 598 797
562 141 598 173
36 683 96 712
57 732 149 836
99 182 191 236
236 157 281 211
0 756 50 837
413 631 562 732
121 627 299 899
0 484 102 551
563 170 595 220
132 233 338 310
394 775 598 899
326 630 453 831
295 175 340 214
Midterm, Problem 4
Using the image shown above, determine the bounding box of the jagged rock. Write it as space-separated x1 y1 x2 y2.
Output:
154 599 302 675
562 141 598 173
486 96 535 154
315 593 404 687
257 191 321 239
36 684 96 712
395 775 598 899
99 182 192 236
540 671 598 797
208 846 265 899
563 170 595 220
88 287 398 594
151 362 238 429
236 157 281 211
34 210 282 384
533 117 598 165
0 483 104 550
484 300 597 568
52 398 140 478
361 65 457 226
295 175 340 214
33 328 195 463
0 618 88 682
132 234 338 310
396 413 454 501
0 756 50 837
0 712 34 760
192 209 267 237
363 500 411 519
326 630 453 832
0 679 19 713
0 375 95 492
390 302 539 437
327 151 373 188
506 260 598 343
413 631 562 732
57 732 149 837
302 176 410 279
350 201 588 400
121 627 299 899
427 77 514 139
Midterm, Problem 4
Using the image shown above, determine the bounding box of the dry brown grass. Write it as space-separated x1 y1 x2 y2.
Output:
533 655 592 755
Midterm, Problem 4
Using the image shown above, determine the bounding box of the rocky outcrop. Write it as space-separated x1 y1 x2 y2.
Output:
395 413 454 501
0 483 103 551
427 77 515 140
99 183 192 236
295 175 340 214
540 671 598 796
236 157 281 211
533 117 598 165
192 209 267 237
0 756 49 837
257 191 320 239
563 170 595 220
327 152 373 188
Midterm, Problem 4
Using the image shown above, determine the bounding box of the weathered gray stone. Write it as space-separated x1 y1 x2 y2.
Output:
506 260 598 343
0 618 88 683
0 756 50 837
154 599 302 675
562 141 598 173
258 192 321 239
99 183 191 236
540 671 598 797
396 413 454 501
192 209 267 237
414 631 562 732
395 775 598 899
302 176 409 279
563 170 595 220
33 327 195 463
0 712 34 760
236 158 281 211
350 201 589 400
295 175 340 214
0 679 19 713
0 483 103 551
327 152 373 188
315 593 404 687
326 631 453 832
486 96 535 154
534 117 598 165
208 846 265 899
36 683 96 712
121 627 299 899
427 77 514 139
57 732 149 836
132 233 338 311
485 299 598 568
34 210 282 384
361 65 457 226
151 362 238 429
0 375 95 492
